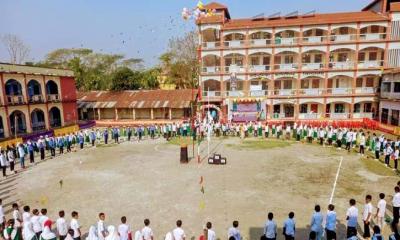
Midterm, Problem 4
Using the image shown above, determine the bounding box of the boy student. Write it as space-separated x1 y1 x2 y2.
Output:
375 193 386 230
56 210 68 240
363 195 373 239
264 212 277 240
227 221 241 240
393 186 400 224
118 216 130 240
97 213 106 240
70 211 81 240
283 212 295 240
346 199 358 238
31 209 42 238
310 205 323 240
172 220 186 240
325 204 337 240
141 219 153 240
206 222 216 240
0 199 5 233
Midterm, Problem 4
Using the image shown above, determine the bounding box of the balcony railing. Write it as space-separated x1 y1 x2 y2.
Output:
359 33 386 41
32 122 46 131
249 90 269 97
202 91 222 97
330 34 357 42
249 65 270 72
271 113 295 119
380 91 400 99
353 112 373 119
275 89 295 96
357 60 383 69
275 63 298 71
299 113 321 119
302 36 327 44
249 39 272 46
299 88 324 96
29 95 44 103
329 113 350 119
302 62 324 70
329 61 354 69
274 37 299 45
202 41 221 49
226 91 245 97
201 66 221 74
7 95 25 105
224 65 246 73
224 40 246 48
47 94 60 102
327 88 352 95
355 87 375 94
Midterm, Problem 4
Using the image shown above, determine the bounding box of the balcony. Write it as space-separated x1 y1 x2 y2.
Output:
249 39 271 47
201 66 221 74
202 91 222 98
275 63 298 71
355 87 375 94
249 65 270 72
274 37 298 45
330 34 356 42
357 60 383 69
202 41 221 49
302 62 324 70
329 61 354 69
29 95 44 103
47 94 60 102
224 65 246 73
271 113 294 119
250 90 268 97
302 36 327 44
226 91 245 97
353 112 373 119
275 89 295 96
329 113 350 119
381 91 400 99
224 40 246 48
7 95 25 105
299 89 324 96
299 113 321 119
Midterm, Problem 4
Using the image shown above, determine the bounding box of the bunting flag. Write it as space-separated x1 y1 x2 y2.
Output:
200 186 205 194
40 196 48 205
199 176 203 184
199 200 205 210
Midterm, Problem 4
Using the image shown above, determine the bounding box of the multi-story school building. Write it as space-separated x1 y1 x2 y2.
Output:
380 68 400 126
0 63 78 139
197 0 400 123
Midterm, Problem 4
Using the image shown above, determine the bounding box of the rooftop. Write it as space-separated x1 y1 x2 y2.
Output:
0 63 74 77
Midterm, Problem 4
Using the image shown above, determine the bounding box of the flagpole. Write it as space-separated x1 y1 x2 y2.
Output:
207 87 210 160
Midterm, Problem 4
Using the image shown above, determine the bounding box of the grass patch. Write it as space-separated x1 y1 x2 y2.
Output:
226 139 291 150
167 137 195 146
360 157 398 176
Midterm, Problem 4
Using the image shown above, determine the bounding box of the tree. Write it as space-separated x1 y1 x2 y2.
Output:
141 68 161 89
110 67 143 91
1 34 30 64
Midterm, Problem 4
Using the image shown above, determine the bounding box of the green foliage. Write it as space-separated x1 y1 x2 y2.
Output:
110 67 142 91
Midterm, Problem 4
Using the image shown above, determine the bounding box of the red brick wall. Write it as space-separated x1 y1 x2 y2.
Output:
60 76 78 124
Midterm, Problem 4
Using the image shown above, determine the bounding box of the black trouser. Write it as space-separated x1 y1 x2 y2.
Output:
128 133 131 141
328 139 332 145
67 143 71 152
395 159 398 170
51 148 55 157
326 229 336 240
59 235 66 240
105 137 108 144
346 142 351 151
40 148 45 160
308 136 312 143
139 132 142 141
320 137 324 145
347 226 357 238
59 147 64 154
363 221 371 238
393 206 400 224
375 150 380 159
29 152 34 163
337 140 342 148
385 155 390 165
91 140 95 146
266 238 276 240
80 143 84 149
360 145 365 154
9 161 15 172
73 237 81 240
284 234 294 240
1 166 6 177
35 231 42 239
115 136 119 143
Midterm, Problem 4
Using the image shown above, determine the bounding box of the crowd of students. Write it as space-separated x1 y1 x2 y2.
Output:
1 182 400 240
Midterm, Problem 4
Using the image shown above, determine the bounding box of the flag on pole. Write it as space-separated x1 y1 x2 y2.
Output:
199 200 205 210
200 186 205 194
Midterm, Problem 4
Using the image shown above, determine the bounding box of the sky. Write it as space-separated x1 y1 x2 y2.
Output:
0 0 373 67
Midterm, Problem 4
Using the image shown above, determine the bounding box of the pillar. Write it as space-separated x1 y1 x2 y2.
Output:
169 108 172 120
97 109 101 120
151 109 154 120
115 108 119 120
132 109 136 120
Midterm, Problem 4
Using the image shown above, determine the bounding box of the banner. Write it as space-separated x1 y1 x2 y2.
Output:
54 125 79 136
0 138 23 149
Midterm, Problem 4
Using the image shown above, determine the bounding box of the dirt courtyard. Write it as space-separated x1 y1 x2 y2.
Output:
2 137 399 240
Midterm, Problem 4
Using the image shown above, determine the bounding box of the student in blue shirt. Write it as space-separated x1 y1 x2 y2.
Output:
325 204 337 240
310 205 323 240
283 212 295 240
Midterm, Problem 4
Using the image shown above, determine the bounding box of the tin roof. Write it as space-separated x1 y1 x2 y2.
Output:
77 89 196 109
0 63 74 77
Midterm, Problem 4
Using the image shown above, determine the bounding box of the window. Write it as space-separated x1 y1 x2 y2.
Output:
225 58 232 66
394 83 400 93
284 55 294 64
356 78 363 88
283 80 292 89
273 105 280 113
315 29 324 36
274 81 281 90
263 56 270 65
251 57 259 66
382 82 391 92
358 52 366 61
302 54 311 63
261 81 268 90
392 110 399 126
381 108 389 124
371 25 380 33
334 104 345 113
364 103 372 112
300 104 308 113
366 77 374 87
338 53 348 62
274 56 281 64
369 52 378 61
301 80 309 89
339 27 349 35
312 79 320 88
354 103 361 113
314 54 323 63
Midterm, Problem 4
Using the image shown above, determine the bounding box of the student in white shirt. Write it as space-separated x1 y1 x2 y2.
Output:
57 210 68 240
118 216 130 240
206 222 216 240
394 147 399 170
375 193 386 230
363 195 373 239
70 211 81 240
360 133 366 155
393 186 400 225
22 205 31 223
97 213 107 240
227 221 240 240
0 199 4 231
172 220 186 240
346 199 358 239
31 209 42 238
264 212 277 240
141 219 153 240
12 203 21 228
39 209 49 229
385 143 393 166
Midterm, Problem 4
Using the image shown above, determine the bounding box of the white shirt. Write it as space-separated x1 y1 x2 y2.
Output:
31 215 42 233
377 199 387 217
141 226 153 240
363 202 373 221
22 212 31 223
13 210 21 222
70 218 80 238
207 229 216 240
97 220 105 240
0 205 4 224
118 224 130 240
227 227 240 240
346 206 358 227
393 192 400 207
39 215 49 229
264 220 277 238
172 227 186 240
56 217 68 236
